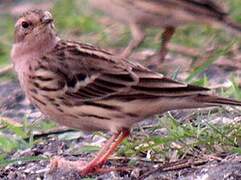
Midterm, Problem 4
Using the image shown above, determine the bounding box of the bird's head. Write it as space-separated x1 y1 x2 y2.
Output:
14 9 55 43
12 9 58 60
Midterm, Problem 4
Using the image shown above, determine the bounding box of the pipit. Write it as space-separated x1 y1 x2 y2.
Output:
11 10 241 176
90 0 241 62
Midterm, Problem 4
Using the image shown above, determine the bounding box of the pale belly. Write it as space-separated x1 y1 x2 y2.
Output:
29 97 139 133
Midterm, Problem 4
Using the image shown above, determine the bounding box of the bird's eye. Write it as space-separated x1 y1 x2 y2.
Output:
21 21 30 29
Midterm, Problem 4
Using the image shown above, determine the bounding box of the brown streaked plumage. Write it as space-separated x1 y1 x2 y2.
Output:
11 10 241 176
90 0 241 61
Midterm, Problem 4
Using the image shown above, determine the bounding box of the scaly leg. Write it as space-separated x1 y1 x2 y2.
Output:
49 128 130 176
159 26 175 63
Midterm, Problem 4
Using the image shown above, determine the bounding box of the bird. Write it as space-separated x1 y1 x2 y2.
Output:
11 9 241 176
89 0 241 62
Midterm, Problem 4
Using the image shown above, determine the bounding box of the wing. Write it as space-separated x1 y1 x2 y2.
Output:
38 40 209 104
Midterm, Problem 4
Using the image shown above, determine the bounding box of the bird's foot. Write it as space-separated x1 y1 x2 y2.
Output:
49 156 96 176
48 129 130 176
49 156 85 172
48 156 129 176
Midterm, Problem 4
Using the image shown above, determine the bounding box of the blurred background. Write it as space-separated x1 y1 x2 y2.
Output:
1 0 241 179
1 0 241 79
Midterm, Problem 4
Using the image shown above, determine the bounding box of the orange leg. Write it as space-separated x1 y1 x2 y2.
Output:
120 23 145 58
80 128 130 175
159 26 175 63
49 128 130 176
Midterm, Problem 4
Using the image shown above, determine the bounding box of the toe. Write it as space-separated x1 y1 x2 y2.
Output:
49 156 86 173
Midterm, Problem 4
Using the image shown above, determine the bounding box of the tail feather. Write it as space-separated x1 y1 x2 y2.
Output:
195 94 241 107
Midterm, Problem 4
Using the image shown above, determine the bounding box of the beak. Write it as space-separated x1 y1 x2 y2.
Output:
42 11 53 24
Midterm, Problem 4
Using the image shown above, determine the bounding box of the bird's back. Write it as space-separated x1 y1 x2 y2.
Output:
90 0 229 27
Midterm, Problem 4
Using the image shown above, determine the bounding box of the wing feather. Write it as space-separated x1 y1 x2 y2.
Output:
41 41 209 103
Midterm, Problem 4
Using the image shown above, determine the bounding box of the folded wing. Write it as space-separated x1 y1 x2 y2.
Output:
40 41 210 104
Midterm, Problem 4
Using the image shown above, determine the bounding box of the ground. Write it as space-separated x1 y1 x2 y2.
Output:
1 0 241 179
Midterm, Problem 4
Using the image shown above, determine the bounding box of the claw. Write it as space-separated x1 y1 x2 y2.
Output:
47 129 130 176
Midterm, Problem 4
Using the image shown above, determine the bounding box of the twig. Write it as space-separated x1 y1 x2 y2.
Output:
24 126 75 140
215 57 241 70
139 158 208 179
0 65 13 76
109 156 164 164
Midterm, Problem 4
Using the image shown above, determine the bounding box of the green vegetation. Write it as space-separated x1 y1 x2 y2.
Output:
0 15 14 67
119 112 241 161
0 119 57 164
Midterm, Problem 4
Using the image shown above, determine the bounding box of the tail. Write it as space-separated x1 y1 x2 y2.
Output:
221 17 241 35
194 94 241 107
